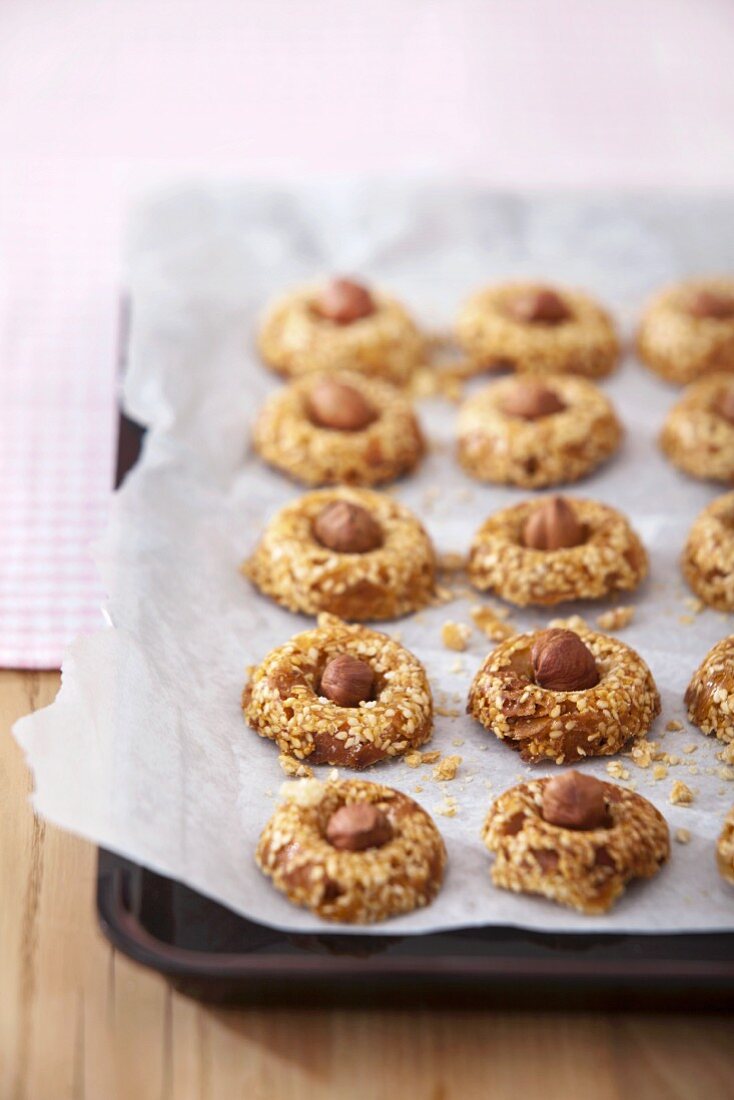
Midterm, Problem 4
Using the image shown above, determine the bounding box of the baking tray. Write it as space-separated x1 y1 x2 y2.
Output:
97 411 734 1009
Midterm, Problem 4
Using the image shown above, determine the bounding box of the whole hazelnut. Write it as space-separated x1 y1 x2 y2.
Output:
307 379 377 432
522 497 586 551
720 388 734 426
320 654 374 707
541 771 610 830
313 277 376 325
502 380 567 420
313 501 383 554
506 287 571 325
326 802 393 851
531 628 599 692
685 288 734 320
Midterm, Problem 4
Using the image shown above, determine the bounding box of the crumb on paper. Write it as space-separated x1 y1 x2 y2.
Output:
451 736 465 747
328 767 340 782
404 752 423 768
278 753 314 779
421 750 441 764
683 596 704 614
414 784 424 793
470 604 516 642
720 743 734 766
670 780 694 805
431 585 455 607
438 552 467 573
653 764 668 781
435 797 458 818
678 615 694 626
683 744 697 754
666 719 683 732
450 657 466 675
717 766 734 781
630 741 654 769
596 606 635 631
548 614 588 632
606 760 630 781
436 705 461 718
433 754 462 781
675 828 691 844
441 620 472 652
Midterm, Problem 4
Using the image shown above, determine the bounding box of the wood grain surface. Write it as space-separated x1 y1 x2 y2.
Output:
1 669 733 1100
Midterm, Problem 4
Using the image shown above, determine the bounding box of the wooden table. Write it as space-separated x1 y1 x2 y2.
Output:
2 670 733 1100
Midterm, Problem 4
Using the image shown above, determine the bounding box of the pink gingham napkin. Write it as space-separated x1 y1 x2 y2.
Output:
0 168 119 669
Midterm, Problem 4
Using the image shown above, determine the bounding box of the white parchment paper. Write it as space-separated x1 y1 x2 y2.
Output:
15 183 734 934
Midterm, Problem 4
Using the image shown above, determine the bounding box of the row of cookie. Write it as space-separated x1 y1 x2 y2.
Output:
243 485 734 615
256 773 733 925
242 615 733 770
258 275 734 386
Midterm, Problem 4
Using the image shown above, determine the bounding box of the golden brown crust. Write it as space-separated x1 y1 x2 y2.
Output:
660 373 734 483
685 635 734 745
243 614 433 768
455 282 619 378
253 370 425 486
243 488 436 621
258 284 426 385
482 778 669 914
468 497 647 607
467 627 660 764
456 374 622 488
638 278 734 385
256 778 447 922
717 806 734 886
681 492 734 610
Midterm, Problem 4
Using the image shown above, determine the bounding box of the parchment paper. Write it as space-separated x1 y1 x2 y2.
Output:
15 183 734 933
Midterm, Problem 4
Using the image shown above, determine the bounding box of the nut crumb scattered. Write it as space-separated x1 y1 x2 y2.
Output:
606 760 630 780
470 604 516 642
596 606 635 631
436 705 461 718
433 754 462 781
670 780 694 805
678 614 694 626
666 719 683 732
548 614 589 632
451 736 465 747
653 764 668 781
683 744 697 755
421 750 442 764
441 620 472 651
675 828 691 844
278 754 314 779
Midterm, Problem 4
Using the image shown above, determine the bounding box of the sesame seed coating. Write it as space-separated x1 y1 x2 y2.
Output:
467 627 660 764
243 614 433 768
685 635 734 745
681 492 734 610
660 373 734 483
468 497 647 607
456 374 622 489
482 777 669 915
717 806 734 886
256 778 447 923
253 370 425 486
455 282 619 378
243 488 436 621
258 283 426 385
637 278 734 385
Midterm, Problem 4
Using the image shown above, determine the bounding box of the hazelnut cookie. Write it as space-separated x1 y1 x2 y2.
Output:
467 626 660 764
717 807 734 886
456 375 622 488
243 487 436 621
685 635 734 745
455 282 619 378
258 277 426 385
243 614 433 768
253 371 424 487
468 496 647 607
482 772 669 915
660 373 734 483
256 778 446 923
638 278 734 384
681 492 734 610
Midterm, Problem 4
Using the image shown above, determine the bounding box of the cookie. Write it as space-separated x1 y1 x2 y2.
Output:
482 772 669 915
681 492 734 610
253 371 424 486
685 635 734 745
638 278 734 384
660 373 734 483
455 282 619 378
258 277 426 385
243 487 436 621
468 496 647 607
456 375 622 488
243 614 433 768
256 777 446 923
717 807 734 886
467 626 660 764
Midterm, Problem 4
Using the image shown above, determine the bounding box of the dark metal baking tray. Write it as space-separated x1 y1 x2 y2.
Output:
98 410 734 1009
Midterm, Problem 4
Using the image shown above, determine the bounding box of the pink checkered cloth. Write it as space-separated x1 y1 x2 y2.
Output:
0 173 119 669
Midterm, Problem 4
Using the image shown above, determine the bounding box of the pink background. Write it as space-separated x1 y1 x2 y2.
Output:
1 0 734 665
